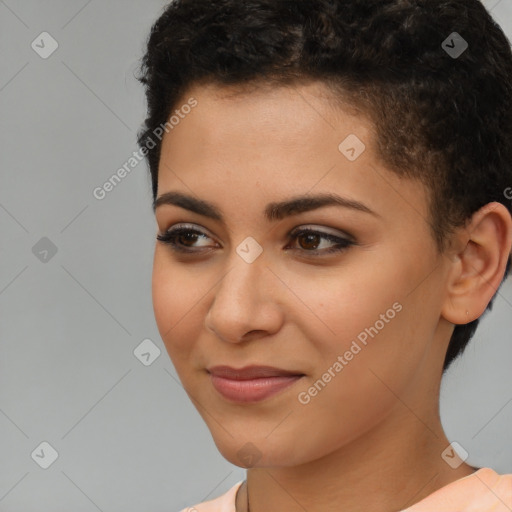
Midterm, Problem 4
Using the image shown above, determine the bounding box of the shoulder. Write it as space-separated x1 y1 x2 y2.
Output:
178 481 244 512
403 467 512 512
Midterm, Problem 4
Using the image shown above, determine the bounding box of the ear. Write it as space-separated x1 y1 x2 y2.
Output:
441 202 512 325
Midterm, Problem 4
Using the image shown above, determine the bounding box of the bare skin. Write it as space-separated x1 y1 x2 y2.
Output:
152 81 512 512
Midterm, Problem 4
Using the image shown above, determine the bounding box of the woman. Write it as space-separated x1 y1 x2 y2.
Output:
136 0 512 510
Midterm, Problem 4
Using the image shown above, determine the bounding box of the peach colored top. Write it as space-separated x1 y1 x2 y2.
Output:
179 468 512 512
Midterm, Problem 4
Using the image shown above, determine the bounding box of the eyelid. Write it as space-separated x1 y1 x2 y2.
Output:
160 223 353 243
160 222 216 239
288 224 354 241
157 222 355 257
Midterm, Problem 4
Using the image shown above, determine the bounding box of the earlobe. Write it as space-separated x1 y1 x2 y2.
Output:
441 202 512 326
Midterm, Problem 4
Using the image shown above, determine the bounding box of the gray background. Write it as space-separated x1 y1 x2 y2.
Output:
0 1 511 511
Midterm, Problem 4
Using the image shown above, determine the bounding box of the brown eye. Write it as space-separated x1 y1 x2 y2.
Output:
297 232 322 250
287 228 354 255
176 231 200 247
156 226 216 253
156 224 354 257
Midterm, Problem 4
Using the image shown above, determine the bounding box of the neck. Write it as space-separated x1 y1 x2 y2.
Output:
237 413 476 512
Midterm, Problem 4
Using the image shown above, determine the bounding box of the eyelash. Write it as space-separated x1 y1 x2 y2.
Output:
156 225 354 256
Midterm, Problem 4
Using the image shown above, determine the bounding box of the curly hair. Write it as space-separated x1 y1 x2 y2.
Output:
136 0 512 372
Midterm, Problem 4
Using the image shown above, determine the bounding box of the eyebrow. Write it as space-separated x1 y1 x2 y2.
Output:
153 191 380 221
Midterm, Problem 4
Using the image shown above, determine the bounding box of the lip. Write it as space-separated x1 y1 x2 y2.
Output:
207 365 304 380
207 365 305 403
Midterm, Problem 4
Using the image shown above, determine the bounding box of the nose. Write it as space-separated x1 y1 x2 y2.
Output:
204 255 284 344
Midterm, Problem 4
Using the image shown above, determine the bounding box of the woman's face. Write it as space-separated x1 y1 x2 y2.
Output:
152 81 453 468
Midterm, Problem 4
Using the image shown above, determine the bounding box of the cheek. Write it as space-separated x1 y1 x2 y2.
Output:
289 295 420 455
290 251 428 382
151 250 205 358
152 253 176 335
291 262 402 349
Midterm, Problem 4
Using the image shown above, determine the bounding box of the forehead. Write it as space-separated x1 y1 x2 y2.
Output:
159 81 378 181
157 81 431 234
172 80 370 146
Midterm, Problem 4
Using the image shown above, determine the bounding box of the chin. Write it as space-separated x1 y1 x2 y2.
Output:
211 432 314 469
